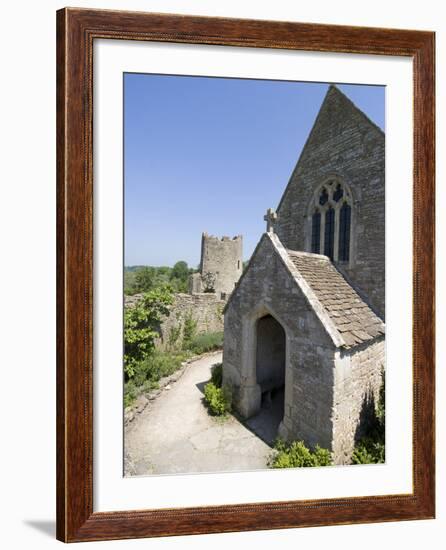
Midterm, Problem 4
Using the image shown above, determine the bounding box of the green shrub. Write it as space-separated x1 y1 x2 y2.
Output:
124 380 138 408
124 350 188 408
142 350 188 381
167 324 181 350
312 445 333 466
269 439 332 468
182 314 198 350
124 286 173 379
188 332 224 355
210 363 223 388
352 437 385 464
203 382 232 416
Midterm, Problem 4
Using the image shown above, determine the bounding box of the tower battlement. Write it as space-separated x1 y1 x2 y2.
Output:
202 232 243 243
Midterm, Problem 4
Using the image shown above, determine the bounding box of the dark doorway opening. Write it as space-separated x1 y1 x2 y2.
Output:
247 314 286 444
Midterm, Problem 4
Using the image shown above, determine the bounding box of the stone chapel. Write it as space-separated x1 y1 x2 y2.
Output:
222 85 385 464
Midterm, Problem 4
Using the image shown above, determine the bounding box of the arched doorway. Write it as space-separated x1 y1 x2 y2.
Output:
249 314 286 443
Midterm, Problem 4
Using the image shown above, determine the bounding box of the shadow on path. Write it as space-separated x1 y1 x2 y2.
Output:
241 388 284 447
196 373 285 448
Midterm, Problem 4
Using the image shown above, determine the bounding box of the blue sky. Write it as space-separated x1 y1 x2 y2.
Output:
124 74 384 267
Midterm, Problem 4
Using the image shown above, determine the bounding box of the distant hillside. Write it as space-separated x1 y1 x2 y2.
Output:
124 262 197 295
125 265 148 272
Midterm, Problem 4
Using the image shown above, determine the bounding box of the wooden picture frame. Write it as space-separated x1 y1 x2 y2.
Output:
56 7 435 542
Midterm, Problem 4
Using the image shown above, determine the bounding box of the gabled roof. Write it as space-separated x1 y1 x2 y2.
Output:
226 232 384 350
286 250 385 348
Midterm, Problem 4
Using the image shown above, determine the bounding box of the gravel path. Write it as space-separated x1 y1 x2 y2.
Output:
124 351 282 476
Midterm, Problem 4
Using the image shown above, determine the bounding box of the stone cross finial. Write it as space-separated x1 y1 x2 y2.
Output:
264 208 278 233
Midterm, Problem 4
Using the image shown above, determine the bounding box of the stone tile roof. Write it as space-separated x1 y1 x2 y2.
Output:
287 250 385 348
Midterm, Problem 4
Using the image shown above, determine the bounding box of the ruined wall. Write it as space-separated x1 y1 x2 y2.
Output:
188 272 203 294
199 233 243 299
332 337 385 464
275 86 385 319
125 293 224 350
159 293 224 349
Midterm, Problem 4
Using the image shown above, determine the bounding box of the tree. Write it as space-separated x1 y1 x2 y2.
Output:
171 261 189 282
169 261 190 293
124 270 137 295
124 286 174 379
134 267 155 293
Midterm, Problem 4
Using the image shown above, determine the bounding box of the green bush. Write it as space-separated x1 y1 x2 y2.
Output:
124 378 160 408
182 314 198 350
210 363 223 388
142 350 189 381
124 286 173 379
203 382 232 416
269 439 332 468
123 350 188 408
167 324 181 351
352 437 385 464
188 332 224 355
124 380 138 408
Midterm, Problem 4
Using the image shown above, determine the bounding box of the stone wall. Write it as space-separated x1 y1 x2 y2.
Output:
159 293 225 349
223 234 336 444
275 86 385 319
125 293 225 350
223 233 385 464
332 337 385 463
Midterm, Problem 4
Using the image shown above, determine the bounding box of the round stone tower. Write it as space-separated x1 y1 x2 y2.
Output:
190 232 243 300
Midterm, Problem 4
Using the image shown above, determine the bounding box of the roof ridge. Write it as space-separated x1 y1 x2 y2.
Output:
328 84 385 137
267 233 346 348
225 232 384 349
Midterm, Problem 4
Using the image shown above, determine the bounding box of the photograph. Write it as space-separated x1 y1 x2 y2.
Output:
123 75 386 476
0 0 440 546
50 5 435 543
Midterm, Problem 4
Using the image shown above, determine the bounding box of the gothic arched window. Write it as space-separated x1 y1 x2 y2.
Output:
319 188 329 206
308 180 353 264
333 183 344 202
324 207 335 260
311 211 321 253
339 202 351 262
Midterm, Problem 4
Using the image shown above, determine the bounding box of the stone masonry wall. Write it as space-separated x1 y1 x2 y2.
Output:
332 336 385 463
223 233 385 461
275 86 385 319
125 293 225 350
223 234 336 448
282 337 336 452
200 233 243 298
